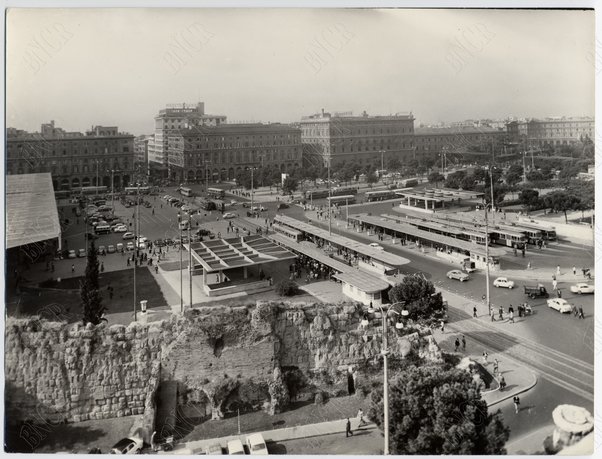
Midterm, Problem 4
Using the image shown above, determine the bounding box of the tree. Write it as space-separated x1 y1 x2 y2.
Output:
544 191 581 223
427 172 445 189
387 158 402 172
80 239 107 325
526 170 544 182
366 171 378 187
444 171 466 189
368 365 509 455
282 176 298 195
519 189 541 211
504 164 523 186
388 275 444 321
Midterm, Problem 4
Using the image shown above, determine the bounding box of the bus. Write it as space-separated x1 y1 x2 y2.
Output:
74 186 108 195
332 186 358 196
207 187 225 199
327 195 356 205
490 228 526 248
365 190 397 202
305 189 330 200
180 186 194 197
125 186 151 195
273 223 304 242
515 222 557 242
198 199 216 211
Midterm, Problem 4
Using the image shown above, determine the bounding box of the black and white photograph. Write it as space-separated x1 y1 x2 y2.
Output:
2 3 598 455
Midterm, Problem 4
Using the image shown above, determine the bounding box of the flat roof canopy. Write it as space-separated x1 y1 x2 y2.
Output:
6 173 61 249
190 235 296 273
333 271 390 293
350 213 507 258
274 215 410 268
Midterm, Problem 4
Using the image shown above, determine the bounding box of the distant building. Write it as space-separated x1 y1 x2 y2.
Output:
134 134 153 175
414 125 506 155
167 123 302 183
506 117 594 147
149 102 227 178
6 121 135 191
300 110 415 168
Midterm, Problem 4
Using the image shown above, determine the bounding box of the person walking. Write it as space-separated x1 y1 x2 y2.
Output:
552 279 558 290
455 338 460 352
498 306 504 321
357 409 366 428
493 359 499 375
527 261 531 270
440 320 445 334
482 351 489 364
573 266 577 276
509 310 514 323
462 335 466 351
578 306 585 319
155 265 159 275
345 418 353 437
71 264 75 274
513 396 521 414
556 265 561 276
557 289 562 299
473 306 478 318
499 375 506 391
100 262 105 273
490 307 496 322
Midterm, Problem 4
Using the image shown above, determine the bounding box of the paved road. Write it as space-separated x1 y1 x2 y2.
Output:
270 428 383 455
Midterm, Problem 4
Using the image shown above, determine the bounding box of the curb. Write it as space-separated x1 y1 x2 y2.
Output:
485 370 538 407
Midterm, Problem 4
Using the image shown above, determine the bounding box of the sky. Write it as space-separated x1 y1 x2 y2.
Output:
6 7 595 136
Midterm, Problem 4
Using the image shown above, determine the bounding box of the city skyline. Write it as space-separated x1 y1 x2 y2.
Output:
7 8 594 136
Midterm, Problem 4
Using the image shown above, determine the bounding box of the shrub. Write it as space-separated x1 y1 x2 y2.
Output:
275 280 299 297
314 392 327 405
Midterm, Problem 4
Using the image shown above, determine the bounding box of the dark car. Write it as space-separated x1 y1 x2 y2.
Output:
86 232 99 240
144 201 152 208
277 203 289 210
163 238 174 246
242 202 251 208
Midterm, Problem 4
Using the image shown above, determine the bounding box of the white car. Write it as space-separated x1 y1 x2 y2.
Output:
246 433 268 455
67 249 76 259
223 212 237 219
205 444 224 455
123 232 135 240
447 270 469 282
251 205 266 212
570 283 595 294
113 225 127 233
110 437 143 454
369 243 384 251
493 277 515 289
547 298 573 314
227 439 245 455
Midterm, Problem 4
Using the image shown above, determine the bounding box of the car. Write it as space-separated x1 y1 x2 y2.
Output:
154 239 166 247
138 242 147 250
110 437 144 454
107 245 116 254
369 243 384 251
205 444 224 455
126 242 135 251
123 232 135 240
116 243 124 252
242 202 251 208
570 283 595 294
251 206 266 212
493 277 515 289
447 270 470 282
98 245 106 255
67 249 76 259
223 212 237 219
181 205 192 212
143 201 152 208
277 203 289 210
138 236 148 243
246 433 268 455
86 232 99 240
78 248 87 258
547 298 573 314
113 225 128 233
227 439 245 455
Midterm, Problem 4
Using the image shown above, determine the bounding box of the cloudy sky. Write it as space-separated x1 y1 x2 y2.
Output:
6 8 595 135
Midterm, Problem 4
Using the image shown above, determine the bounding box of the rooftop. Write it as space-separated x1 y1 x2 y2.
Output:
415 126 504 135
6 173 61 249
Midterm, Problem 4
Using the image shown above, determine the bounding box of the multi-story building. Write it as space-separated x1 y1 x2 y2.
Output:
506 117 594 147
134 134 153 175
300 110 415 168
6 121 135 191
150 102 227 177
167 123 302 183
414 125 506 155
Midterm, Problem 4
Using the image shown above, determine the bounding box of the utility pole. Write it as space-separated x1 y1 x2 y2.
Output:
188 212 193 309
522 152 527 183
180 219 183 313
96 160 99 195
484 199 491 318
380 150 385 179
328 163 332 235
110 169 115 213
382 310 390 456
133 184 139 322
250 167 254 211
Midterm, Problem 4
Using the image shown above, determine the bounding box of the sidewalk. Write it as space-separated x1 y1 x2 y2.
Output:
172 418 376 454
505 424 554 455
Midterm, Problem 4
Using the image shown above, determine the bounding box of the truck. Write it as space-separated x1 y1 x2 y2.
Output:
524 284 549 299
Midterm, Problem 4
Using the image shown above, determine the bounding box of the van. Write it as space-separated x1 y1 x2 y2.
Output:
95 225 111 235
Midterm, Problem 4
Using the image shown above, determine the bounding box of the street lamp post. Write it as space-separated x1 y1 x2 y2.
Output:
328 163 332 235
251 167 254 211
133 184 140 322
188 212 193 309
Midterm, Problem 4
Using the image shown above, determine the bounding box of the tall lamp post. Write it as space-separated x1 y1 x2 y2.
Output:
108 169 117 213
328 163 332 235
178 216 185 313
367 301 408 456
187 210 193 309
133 184 140 322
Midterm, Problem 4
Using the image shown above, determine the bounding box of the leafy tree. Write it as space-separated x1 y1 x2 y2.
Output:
526 170 544 182
366 171 378 186
388 275 444 321
368 365 510 455
544 191 581 223
460 174 477 190
557 164 581 180
444 171 466 189
519 189 541 210
282 176 298 195
81 239 107 325
427 172 445 188
275 279 299 297
387 158 402 172
504 164 523 186
235 169 253 189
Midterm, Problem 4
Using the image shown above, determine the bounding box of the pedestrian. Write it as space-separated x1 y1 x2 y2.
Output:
127 257 131 267
527 261 531 270
513 396 521 414
499 375 506 391
493 359 499 375
357 409 366 428
498 306 504 321
473 306 477 318
552 274 556 281
462 335 466 351
552 279 558 290
155 265 159 275
573 266 577 276
455 338 460 352
345 418 353 437
152 209 155 216
71 264 75 273
440 320 445 334
556 265 560 276
578 306 585 319
490 307 496 322
573 305 579 317
482 351 488 364
100 262 105 273
509 310 514 323
557 289 562 299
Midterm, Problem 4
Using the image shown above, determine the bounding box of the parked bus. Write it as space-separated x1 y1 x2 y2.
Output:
305 189 330 200
273 223 304 242
125 186 151 195
515 222 557 242
180 186 194 197
490 228 526 248
332 186 358 196
207 187 225 199
365 190 397 202
327 195 356 205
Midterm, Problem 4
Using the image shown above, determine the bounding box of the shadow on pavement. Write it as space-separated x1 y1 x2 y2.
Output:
267 442 287 454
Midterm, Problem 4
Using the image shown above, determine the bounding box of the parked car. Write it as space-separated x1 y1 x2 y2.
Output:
447 270 469 282
123 232 135 240
369 243 384 251
113 225 128 233
223 212 237 219
126 242 135 251
110 437 144 454
107 245 116 254
67 249 76 259
116 243 124 252
98 245 106 255
570 283 595 294
547 298 573 314
78 248 87 258
205 444 224 455
227 439 245 455
493 277 515 289
246 433 268 455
